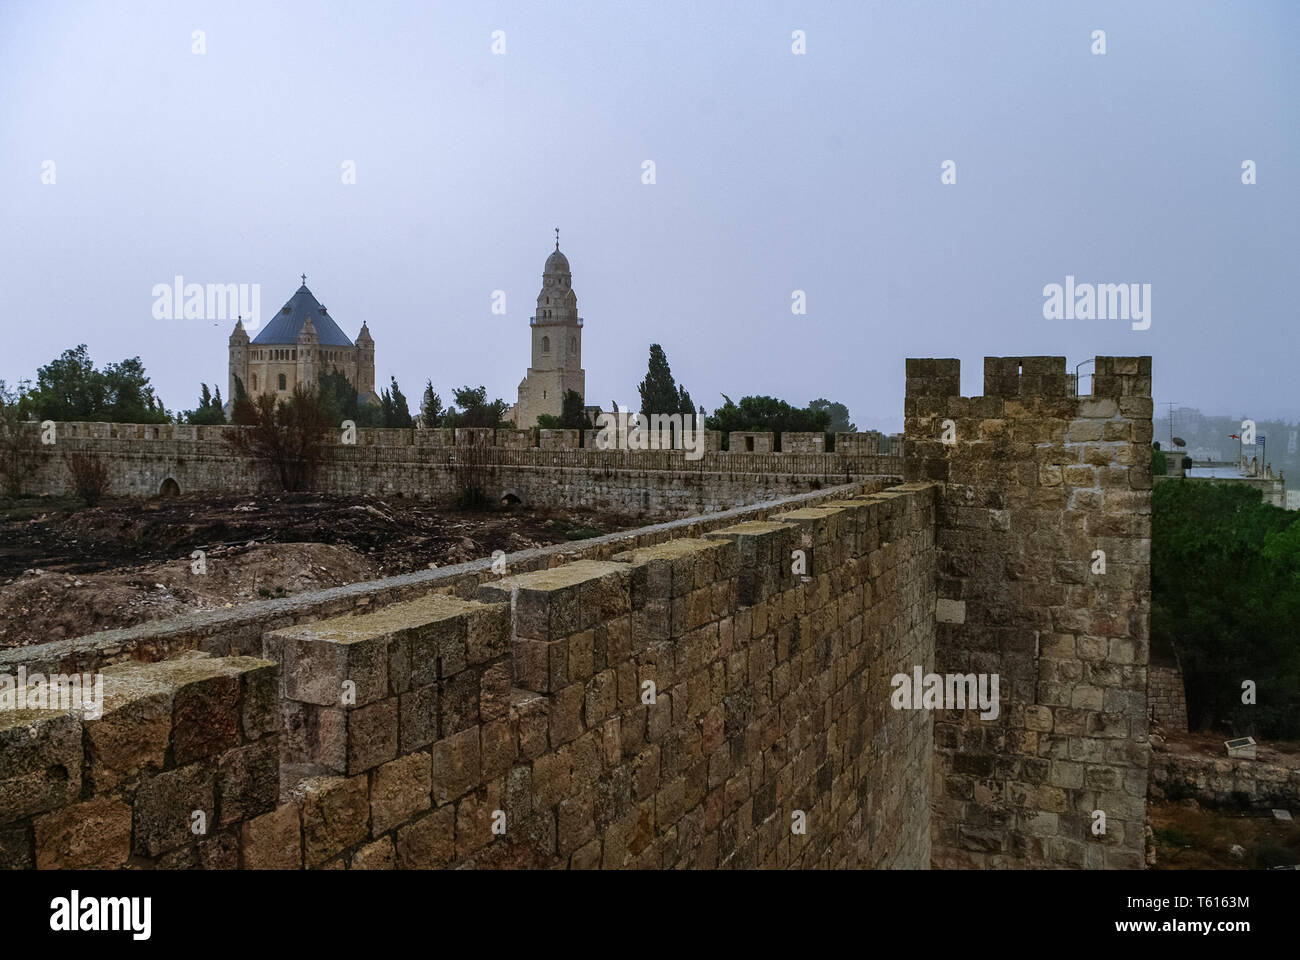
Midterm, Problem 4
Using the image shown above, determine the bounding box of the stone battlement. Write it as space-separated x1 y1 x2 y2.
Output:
16 421 904 516
0 356 1155 870
0 482 937 870
904 356 1152 869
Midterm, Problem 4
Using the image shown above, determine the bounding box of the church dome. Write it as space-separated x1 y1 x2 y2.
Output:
544 248 570 275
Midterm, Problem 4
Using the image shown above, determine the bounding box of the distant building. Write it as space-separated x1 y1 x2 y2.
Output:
512 236 586 427
227 278 376 416
1177 458 1286 508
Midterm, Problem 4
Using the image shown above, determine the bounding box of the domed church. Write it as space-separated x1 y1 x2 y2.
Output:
512 234 586 427
226 276 377 415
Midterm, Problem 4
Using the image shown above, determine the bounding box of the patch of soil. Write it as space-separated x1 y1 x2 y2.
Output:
1148 800 1300 870
0 493 644 649
1158 729 1300 767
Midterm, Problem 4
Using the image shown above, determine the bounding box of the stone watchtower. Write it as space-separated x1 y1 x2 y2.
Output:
514 233 586 427
226 278 378 416
905 356 1153 870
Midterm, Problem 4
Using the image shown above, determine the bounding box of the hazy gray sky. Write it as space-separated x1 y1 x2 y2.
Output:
2 0 1297 431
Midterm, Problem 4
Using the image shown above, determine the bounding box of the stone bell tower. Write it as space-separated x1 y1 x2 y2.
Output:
514 231 586 427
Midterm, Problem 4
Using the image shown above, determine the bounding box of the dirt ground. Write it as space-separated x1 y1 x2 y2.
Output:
1148 728 1300 869
0 493 643 650
1148 801 1300 869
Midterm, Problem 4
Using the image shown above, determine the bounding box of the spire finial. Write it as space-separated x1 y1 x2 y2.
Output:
300 273 307 287
554 227 559 251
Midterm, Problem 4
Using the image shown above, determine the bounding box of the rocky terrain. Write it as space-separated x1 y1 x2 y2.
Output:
0 493 639 648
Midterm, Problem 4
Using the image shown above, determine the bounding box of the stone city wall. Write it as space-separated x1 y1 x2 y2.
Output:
1148 665 1188 733
15 422 902 518
1149 750 1300 810
0 356 1157 869
906 356 1152 870
0 481 937 870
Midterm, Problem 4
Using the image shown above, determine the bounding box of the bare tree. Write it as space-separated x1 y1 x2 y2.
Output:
452 430 494 509
66 452 109 506
0 381 37 497
225 384 331 492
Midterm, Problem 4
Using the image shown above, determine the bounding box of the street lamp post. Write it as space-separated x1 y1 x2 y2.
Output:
1073 359 1094 396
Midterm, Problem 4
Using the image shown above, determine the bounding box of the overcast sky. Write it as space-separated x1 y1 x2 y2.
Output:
2 0 1296 431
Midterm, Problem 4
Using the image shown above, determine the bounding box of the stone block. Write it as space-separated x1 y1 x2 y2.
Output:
217 737 280 825
350 836 396 869
370 751 432 835
34 796 132 869
297 774 369 868
395 806 455 868
241 804 302 869
431 726 481 805
133 761 215 858
347 698 398 774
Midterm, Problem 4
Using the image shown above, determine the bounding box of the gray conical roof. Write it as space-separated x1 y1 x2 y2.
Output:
253 284 354 347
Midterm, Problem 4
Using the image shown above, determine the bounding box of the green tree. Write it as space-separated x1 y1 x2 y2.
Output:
705 395 830 435
420 380 444 427
1151 480 1300 738
102 357 169 422
316 369 359 426
444 385 509 428
677 385 695 417
231 375 258 426
380 376 413 427
638 344 691 416
21 345 168 423
182 383 226 425
559 389 589 430
809 398 854 433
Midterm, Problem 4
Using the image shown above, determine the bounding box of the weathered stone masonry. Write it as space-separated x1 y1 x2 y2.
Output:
1 355 1155 869
0 482 936 869
906 356 1152 869
19 422 902 518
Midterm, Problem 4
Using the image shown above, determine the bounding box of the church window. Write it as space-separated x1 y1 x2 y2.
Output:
278 374 287 391
292 350 297 360
252 374 258 391
542 336 550 352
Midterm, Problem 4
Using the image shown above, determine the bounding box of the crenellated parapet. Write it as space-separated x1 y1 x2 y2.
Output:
904 356 1152 869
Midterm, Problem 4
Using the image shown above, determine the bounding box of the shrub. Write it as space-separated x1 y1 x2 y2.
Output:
66 452 109 506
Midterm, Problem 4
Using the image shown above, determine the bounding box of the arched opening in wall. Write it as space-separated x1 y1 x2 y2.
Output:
159 477 181 498
500 490 522 507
